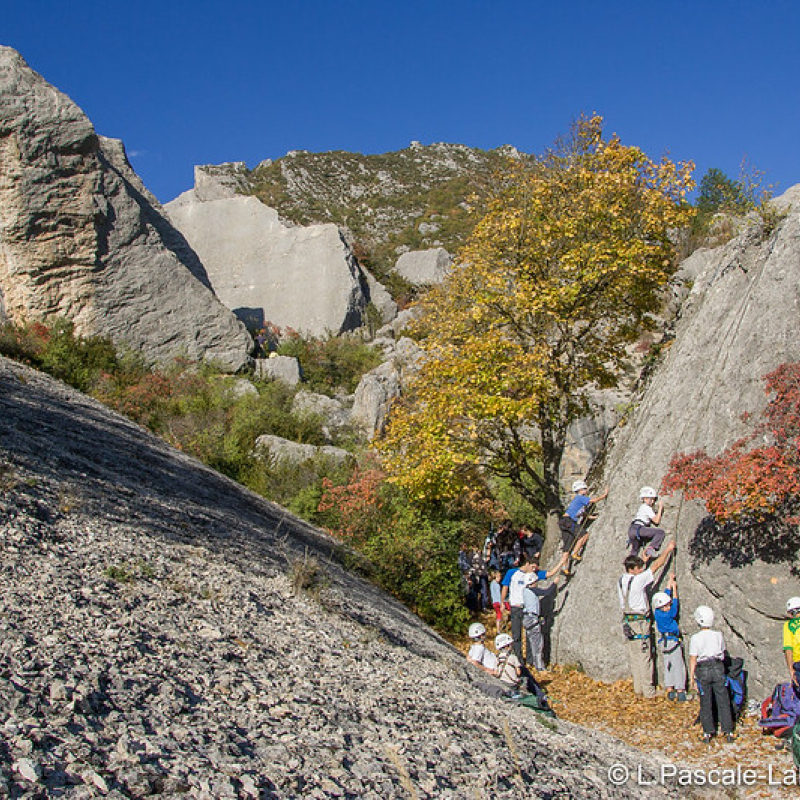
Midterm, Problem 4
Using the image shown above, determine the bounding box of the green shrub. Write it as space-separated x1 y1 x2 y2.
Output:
277 332 382 395
317 462 478 632
0 318 118 392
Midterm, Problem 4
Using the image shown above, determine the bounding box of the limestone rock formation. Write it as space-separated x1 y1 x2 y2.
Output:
0 47 252 371
553 190 800 696
351 336 423 439
0 354 672 797
292 389 351 441
254 354 302 385
165 171 390 338
393 246 452 285
254 434 354 468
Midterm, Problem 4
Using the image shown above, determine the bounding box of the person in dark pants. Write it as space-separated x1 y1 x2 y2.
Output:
688 605 735 743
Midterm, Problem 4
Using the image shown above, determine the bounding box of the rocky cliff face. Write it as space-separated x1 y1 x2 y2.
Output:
552 190 800 696
0 354 673 798
0 47 252 370
165 176 375 338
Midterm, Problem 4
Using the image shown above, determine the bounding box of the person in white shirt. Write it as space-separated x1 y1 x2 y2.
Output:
628 486 666 561
466 622 498 674
618 540 676 697
688 606 735 743
508 557 564 666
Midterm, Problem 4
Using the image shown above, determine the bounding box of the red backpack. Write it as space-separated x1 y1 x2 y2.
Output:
759 683 800 737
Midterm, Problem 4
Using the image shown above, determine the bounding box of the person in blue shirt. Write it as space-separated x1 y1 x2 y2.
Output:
559 480 608 574
501 556 567 665
652 571 688 701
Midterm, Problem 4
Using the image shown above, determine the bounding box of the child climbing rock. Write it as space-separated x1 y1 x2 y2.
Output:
628 486 666 562
559 480 608 574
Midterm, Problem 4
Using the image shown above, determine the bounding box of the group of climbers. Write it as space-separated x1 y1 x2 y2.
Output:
463 480 800 746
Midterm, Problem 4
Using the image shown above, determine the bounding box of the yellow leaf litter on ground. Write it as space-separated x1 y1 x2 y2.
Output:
454 630 799 798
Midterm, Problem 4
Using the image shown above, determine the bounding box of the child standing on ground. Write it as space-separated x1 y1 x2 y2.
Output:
783 596 800 693
489 570 504 634
688 605 735 743
628 486 666 561
652 572 688 701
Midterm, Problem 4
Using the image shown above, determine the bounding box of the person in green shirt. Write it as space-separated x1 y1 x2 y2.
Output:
783 596 800 693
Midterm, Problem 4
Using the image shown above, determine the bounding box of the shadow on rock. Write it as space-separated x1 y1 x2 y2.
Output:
689 511 800 573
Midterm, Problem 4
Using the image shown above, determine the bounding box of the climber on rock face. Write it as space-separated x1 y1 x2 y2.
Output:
559 479 607 576
628 486 666 564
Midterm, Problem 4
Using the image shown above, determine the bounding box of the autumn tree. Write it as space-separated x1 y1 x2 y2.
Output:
663 362 800 525
378 116 694 548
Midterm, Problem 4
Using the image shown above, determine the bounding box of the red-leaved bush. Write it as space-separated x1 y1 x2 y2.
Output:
662 363 800 523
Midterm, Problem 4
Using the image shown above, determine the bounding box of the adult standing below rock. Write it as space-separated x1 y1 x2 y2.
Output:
617 540 676 698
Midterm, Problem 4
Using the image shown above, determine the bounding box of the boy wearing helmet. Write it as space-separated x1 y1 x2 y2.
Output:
628 486 666 562
494 633 522 694
465 623 512 700
688 605 735 743
783 596 800 693
466 622 498 675
652 572 688 701
559 479 608 573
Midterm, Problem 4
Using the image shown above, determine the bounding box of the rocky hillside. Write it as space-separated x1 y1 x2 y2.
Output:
0 47 251 371
207 143 519 278
0 354 678 798
553 188 800 697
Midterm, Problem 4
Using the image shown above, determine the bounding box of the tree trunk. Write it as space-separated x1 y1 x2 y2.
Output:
539 422 566 565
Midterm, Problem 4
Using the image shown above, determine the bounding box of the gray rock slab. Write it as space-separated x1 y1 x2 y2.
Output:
552 196 800 697
0 353 676 798
254 354 302 386
393 247 452 286
0 46 252 372
165 192 367 338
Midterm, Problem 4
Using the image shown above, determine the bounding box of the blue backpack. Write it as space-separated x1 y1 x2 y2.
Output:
759 683 800 737
726 657 747 718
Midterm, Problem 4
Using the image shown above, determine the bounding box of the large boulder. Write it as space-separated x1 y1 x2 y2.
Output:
166 172 379 338
253 434 353 468
0 47 252 371
351 336 423 439
393 247 452 286
553 191 800 696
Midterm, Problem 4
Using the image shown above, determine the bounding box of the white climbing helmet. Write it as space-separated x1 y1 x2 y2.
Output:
693 605 715 627
468 622 486 639
495 633 513 650
640 486 658 499
572 480 588 492
787 597 800 615
651 592 671 610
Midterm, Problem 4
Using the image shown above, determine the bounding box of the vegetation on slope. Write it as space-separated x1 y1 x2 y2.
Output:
244 143 519 284
0 319 481 631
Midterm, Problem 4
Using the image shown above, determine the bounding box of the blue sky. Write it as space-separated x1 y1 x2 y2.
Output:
5 1 799 203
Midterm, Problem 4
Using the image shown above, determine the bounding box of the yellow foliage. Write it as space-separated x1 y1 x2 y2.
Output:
378 115 694 513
